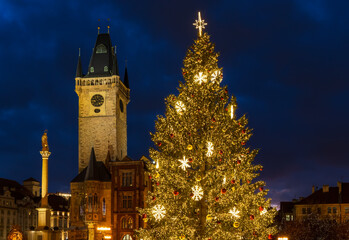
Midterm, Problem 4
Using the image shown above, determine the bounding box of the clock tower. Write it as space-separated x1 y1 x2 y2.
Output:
75 32 130 172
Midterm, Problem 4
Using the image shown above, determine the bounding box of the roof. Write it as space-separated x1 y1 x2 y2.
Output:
48 194 69 211
84 33 119 78
71 148 111 183
76 55 83 78
23 177 39 183
0 178 34 200
280 201 296 212
296 183 349 205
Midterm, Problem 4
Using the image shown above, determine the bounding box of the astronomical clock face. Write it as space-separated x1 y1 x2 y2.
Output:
91 94 104 107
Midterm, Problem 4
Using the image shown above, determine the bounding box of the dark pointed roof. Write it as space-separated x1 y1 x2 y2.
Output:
23 177 39 183
76 54 83 78
71 148 111 183
84 33 119 78
123 66 129 88
85 148 98 181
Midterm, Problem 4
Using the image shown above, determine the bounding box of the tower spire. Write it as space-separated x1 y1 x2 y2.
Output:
76 48 83 78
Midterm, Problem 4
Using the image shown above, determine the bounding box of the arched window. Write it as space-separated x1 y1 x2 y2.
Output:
127 217 133 229
122 234 132 240
87 80 90 86
102 198 106 216
104 66 108 72
93 194 98 210
121 217 127 229
96 44 107 54
88 195 92 212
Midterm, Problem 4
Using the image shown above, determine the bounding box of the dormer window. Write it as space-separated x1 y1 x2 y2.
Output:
104 66 108 72
96 44 107 53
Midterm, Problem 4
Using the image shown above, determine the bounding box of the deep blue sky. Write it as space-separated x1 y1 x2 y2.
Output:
0 0 348 205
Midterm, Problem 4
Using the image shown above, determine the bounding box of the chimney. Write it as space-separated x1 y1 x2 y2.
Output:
338 181 342 194
323 185 329 193
312 185 315 193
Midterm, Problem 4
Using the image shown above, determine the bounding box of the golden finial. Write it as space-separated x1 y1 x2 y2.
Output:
193 12 207 37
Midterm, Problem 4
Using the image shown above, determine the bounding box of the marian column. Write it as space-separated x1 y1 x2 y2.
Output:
40 130 51 207
37 130 51 235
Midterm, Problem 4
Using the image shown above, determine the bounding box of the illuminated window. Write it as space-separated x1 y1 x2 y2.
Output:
122 172 133 187
104 66 108 72
286 214 290 221
121 217 127 229
122 234 132 240
127 217 133 228
333 207 337 214
96 44 107 54
102 198 106 216
90 67 94 73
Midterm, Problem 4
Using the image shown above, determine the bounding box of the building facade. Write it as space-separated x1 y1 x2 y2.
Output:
69 31 149 240
294 182 349 223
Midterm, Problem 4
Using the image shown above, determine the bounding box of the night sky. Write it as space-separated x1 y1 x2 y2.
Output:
1 0 349 206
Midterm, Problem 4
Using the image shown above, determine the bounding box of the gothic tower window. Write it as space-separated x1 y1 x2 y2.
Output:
122 234 132 240
127 217 133 229
104 66 108 72
88 195 92 212
121 217 127 229
102 198 106 216
93 193 98 210
122 172 133 187
96 44 107 53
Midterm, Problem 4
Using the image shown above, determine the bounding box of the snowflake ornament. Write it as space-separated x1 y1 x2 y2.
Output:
175 101 186 115
211 70 222 83
229 207 240 218
152 205 166 220
178 156 190 171
192 185 204 201
194 72 207 85
260 208 267 215
206 142 214 157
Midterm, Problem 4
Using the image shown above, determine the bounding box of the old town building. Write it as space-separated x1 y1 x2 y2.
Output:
294 182 349 223
69 31 149 240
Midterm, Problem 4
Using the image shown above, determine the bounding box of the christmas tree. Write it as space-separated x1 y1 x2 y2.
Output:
137 12 277 240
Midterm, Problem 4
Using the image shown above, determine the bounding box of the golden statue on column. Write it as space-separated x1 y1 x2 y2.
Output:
41 130 49 151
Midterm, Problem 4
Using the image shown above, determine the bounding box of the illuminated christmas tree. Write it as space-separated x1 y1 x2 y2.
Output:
137 12 277 240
